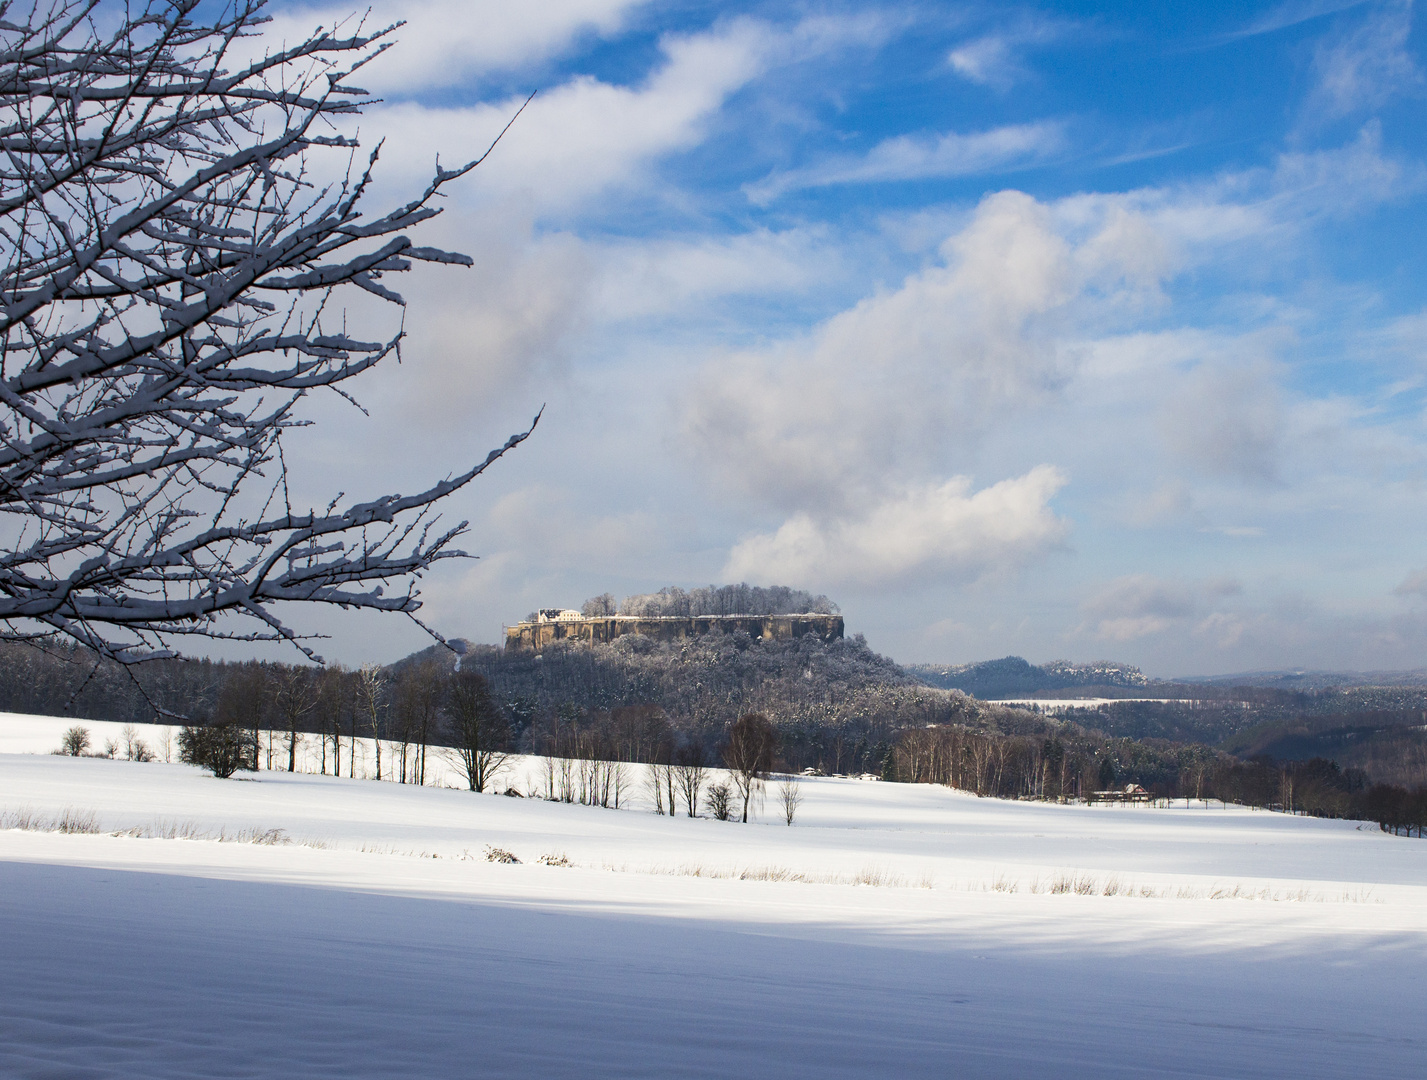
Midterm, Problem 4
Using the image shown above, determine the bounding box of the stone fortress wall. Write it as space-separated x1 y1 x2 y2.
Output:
505 610 845 652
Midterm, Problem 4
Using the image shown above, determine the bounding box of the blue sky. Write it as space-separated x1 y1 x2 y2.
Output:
266 0 1427 676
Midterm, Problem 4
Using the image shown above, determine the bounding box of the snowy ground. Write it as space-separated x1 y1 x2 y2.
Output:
3 714 1425 1078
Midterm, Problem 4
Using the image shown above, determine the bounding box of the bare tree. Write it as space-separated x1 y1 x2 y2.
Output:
357 661 386 779
445 668 509 792
120 723 152 761
59 725 90 756
215 662 268 768
273 667 316 772
581 593 617 617
673 737 708 818
777 774 802 825
396 660 442 784
706 780 733 821
724 713 777 823
0 1 536 665
646 761 681 815
312 664 352 776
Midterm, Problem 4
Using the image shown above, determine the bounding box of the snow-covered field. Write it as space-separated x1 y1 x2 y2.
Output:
3 714 1425 1078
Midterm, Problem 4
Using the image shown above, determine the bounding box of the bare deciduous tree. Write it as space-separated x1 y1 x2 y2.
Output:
706 780 732 821
445 668 509 793
357 662 385 780
313 664 353 776
724 713 777 823
273 666 315 771
120 722 152 761
59 724 90 756
673 737 708 818
777 774 802 825
215 662 268 768
0 1 535 665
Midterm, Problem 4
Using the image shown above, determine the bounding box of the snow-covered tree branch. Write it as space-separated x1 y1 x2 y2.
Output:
0 0 536 663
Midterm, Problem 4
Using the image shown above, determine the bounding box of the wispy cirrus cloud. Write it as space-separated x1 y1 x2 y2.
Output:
1229 0 1373 39
947 14 1080 90
1306 0 1422 119
745 120 1066 203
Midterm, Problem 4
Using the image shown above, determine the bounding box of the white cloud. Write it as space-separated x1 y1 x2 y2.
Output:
357 18 802 212
948 36 1018 86
674 127 1424 599
1081 575 1257 644
947 15 1075 90
682 189 1173 517
1395 567 1427 596
1082 575 1199 641
723 467 1070 588
746 121 1065 203
391 216 595 422
592 226 845 321
1160 363 1285 484
1231 0 1372 39
1307 0 1422 118
265 0 650 91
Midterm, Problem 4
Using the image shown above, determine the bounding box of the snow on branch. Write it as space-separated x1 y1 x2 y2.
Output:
0 0 535 663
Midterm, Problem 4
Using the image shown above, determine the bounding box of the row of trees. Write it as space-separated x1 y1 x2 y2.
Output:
176 673 794 823
185 660 509 793
887 724 1220 801
498 708 776 823
887 723 1426 837
581 584 839 619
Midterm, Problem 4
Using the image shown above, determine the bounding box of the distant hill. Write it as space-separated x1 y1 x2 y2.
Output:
1175 669 1427 690
907 656 1150 699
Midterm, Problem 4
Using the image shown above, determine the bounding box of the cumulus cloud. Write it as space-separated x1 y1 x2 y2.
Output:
682 189 1172 516
746 122 1065 203
673 124 1424 602
723 467 1070 588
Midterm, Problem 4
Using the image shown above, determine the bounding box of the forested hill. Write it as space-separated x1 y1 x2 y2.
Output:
384 632 1056 777
403 632 1046 734
908 656 1151 698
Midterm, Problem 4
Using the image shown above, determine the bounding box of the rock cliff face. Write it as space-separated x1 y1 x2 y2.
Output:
504 613 844 652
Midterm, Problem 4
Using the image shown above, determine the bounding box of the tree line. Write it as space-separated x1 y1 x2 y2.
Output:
578 583 838 619
9 634 1424 836
888 723 1427 837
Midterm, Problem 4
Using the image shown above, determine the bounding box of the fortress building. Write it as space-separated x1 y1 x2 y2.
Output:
505 610 844 652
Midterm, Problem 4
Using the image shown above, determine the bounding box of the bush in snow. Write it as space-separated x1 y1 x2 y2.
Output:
179 722 256 779
707 782 733 821
58 726 91 756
